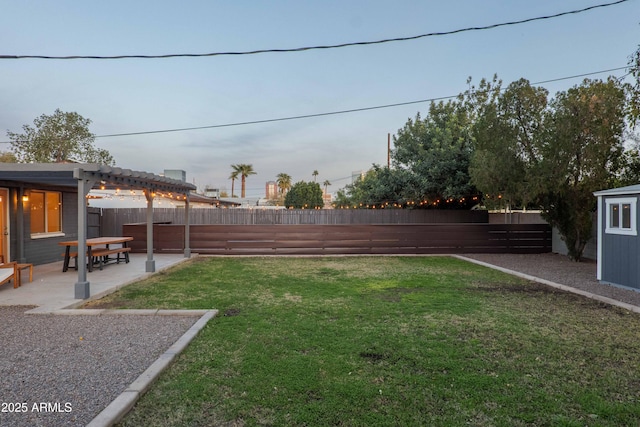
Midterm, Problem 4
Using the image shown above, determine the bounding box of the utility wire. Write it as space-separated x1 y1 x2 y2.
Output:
0 65 630 144
94 95 456 139
0 0 630 60
89 65 628 140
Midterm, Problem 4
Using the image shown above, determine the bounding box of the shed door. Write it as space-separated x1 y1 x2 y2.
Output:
0 189 8 263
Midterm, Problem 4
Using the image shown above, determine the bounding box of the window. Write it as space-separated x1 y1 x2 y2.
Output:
30 191 62 236
605 197 637 236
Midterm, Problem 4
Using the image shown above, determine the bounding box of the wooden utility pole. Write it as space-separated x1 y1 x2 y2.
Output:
387 133 391 168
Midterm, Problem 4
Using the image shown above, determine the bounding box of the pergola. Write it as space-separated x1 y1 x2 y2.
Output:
0 163 197 299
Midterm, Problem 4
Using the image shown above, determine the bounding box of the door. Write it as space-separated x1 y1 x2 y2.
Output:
0 189 8 263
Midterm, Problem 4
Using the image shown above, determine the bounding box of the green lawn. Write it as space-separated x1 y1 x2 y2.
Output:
87 256 640 426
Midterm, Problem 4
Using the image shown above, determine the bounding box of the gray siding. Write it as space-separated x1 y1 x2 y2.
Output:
23 191 79 265
601 195 640 289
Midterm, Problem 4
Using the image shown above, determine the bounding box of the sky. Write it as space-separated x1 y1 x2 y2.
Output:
1 0 639 198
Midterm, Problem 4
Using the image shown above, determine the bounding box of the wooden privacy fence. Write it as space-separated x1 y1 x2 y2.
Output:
101 208 488 235
123 223 551 255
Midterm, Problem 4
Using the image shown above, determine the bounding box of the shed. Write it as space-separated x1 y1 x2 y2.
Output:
0 163 196 299
594 184 640 290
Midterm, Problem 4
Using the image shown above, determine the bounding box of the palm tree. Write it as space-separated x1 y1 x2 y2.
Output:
276 173 292 196
312 170 319 182
235 164 256 198
229 167 240 198
323 179 331 195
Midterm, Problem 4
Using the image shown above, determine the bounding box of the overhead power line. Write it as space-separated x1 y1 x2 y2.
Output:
0 0 630 60
94 95 456 139
0 65 629 144
90 65 628 140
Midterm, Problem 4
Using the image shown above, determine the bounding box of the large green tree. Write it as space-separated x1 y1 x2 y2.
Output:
538 78 629 260
7 109 114 165
284 181 323 209
335 165 421 208
393 100 477 204
338 99 478 209
469 78 548 209
470 77 631 260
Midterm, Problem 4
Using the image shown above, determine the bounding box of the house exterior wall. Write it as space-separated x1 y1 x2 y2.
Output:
600 195 640 289
22 190 79 265
0 184 80 266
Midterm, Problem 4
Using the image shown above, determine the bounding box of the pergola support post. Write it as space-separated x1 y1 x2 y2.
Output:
16 187 26 264
184 195 191 258
145 189 156 273
73 169 96 299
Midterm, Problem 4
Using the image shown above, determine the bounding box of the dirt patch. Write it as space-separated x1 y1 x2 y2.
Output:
472 282 564 295
224 308 241 317
284 293 302 302
360 351 387 362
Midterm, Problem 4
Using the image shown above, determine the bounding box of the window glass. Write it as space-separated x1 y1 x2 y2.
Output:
605 197 637 236
611 203 620 228
46 192 61 232
622 203 632 229
30 192 45 233
30 191 62 235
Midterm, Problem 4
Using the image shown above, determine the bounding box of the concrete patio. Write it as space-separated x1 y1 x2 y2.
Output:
0 253 192 313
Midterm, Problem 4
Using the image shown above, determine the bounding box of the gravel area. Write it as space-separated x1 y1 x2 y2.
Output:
0 307 198 427
461 252 640 307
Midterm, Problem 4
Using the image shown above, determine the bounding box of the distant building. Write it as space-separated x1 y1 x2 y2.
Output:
88 169 239 208
204 187 220 198
88 189 231 208
266 181 278 199
162 169 187 182
323 192 333 208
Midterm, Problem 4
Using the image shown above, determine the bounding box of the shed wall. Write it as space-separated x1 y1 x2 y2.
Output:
601 195 640 289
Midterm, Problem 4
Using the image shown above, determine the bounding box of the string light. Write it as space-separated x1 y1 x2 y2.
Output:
332 192 512 209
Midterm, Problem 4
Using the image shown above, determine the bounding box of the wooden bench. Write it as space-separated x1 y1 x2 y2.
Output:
63 247 131 271
91 247 131 270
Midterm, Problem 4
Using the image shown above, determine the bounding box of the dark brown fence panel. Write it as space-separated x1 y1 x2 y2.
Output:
123 224 147 252
87 207 101 238
106 208 489 235
123 223 551 255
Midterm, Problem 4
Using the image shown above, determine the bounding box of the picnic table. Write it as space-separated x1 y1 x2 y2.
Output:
59 236 133 273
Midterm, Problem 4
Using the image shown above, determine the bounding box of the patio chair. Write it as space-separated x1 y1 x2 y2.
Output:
0 261 18 288
0 255 31 287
